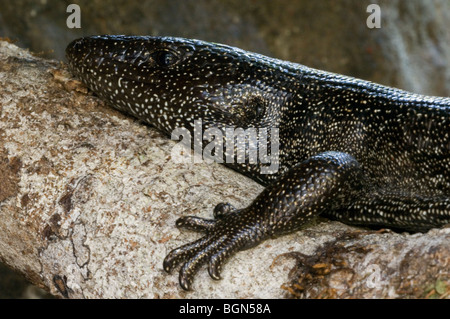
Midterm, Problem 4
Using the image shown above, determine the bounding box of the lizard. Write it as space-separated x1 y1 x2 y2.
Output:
65 35 450 290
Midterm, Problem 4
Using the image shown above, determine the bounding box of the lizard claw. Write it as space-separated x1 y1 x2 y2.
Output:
163 207 260 290
163 237 210 274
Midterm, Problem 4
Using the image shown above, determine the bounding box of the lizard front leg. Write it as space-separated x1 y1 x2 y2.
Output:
163 151 362 290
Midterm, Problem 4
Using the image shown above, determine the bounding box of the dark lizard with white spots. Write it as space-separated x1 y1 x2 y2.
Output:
65 35 450 291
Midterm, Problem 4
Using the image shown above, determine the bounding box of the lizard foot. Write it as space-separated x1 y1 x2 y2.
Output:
163 152 363 290
163 204 260 290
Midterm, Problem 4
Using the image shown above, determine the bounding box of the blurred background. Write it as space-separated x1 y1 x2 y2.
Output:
0 0 449 298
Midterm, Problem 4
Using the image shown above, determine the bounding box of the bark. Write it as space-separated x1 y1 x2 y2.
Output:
0 40 448 299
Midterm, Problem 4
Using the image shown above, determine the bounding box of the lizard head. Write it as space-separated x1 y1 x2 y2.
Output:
66 35 294 135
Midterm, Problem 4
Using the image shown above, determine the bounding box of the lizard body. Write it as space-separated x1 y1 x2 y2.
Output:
66 35 450 290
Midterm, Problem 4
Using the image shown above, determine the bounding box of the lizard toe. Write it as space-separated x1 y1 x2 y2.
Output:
178 235 227 290
175 215 217 232
207 238 242 280
163 236 211 273
213 202 237 219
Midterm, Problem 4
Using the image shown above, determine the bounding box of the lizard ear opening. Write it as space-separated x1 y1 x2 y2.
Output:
241 96 266 123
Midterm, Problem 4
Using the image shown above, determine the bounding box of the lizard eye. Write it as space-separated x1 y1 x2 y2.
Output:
151 50 179 67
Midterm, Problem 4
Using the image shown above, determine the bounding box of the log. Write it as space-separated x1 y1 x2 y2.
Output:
0 40 448 298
